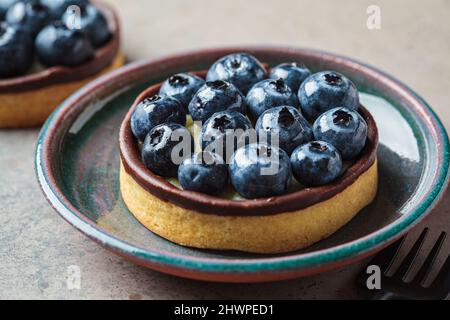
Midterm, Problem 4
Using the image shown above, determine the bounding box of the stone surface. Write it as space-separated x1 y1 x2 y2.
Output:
1 0 449 299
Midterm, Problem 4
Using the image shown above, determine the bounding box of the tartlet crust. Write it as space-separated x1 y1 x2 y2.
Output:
120 160 378 254
0 53 124 128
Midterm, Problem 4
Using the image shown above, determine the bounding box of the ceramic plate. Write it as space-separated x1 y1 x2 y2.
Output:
35 47 450 282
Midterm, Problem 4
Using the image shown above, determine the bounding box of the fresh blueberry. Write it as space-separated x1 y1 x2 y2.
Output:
200 110 253 161
298 71 359 120
256 106 313 155
131 94 186 142
159 73 205 108
0 23 33 77
246 78 300 119
270 62 311 93
142 123 193 177
206 53 267 95
35 22 95 67
6 0 50 36
62 3 110 47
313 107 367 160
229 143 291 199
290 141 342 187
188 80 246 123
41 0 89 18
0 0 17 19
178 151 228 195
35 21 94 67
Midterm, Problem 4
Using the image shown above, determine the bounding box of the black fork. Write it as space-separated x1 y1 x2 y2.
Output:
359 228 450 300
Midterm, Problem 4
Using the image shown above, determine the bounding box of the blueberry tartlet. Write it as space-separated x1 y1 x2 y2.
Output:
119 53 379 254
0 0 123 128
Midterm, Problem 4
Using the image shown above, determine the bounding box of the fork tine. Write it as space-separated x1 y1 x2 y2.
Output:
393 228 428 280
430 255 450 298
413 232 446 285
366 236 406 274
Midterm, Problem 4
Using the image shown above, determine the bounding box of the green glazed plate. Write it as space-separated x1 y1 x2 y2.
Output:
35 47 450 282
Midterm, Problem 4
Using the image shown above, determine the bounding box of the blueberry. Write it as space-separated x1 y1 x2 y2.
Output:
200 110 253 161
256 106 313 155
178 151 228 195
0 23 33 77
62 3 110 47
298 71 359 120
131 94 186 142
229 143 291 199
290 141 342 187
0 0 18 19
313 107 367 160
41 0 89 18
6 0 50 36
35 21 94 67
270 62 311 93
159 73 205 108
246 78 300 119
142 123 194 177
188 80 246 123
206 53 267 95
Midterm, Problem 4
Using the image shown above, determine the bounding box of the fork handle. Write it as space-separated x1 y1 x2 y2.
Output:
371 291 405 300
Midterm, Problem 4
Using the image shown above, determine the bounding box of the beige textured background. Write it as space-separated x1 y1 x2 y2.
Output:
1 0 449 299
